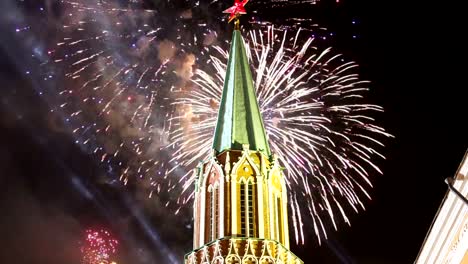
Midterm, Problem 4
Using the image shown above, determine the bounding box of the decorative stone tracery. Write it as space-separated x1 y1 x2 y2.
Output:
185 237 303 264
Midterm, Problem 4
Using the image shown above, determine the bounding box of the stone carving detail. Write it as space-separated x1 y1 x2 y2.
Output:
185 238 303 264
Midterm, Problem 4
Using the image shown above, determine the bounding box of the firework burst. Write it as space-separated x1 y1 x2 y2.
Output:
170 26 392 244
81 228 119 264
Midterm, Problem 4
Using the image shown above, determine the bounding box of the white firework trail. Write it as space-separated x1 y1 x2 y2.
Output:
169 26 392 244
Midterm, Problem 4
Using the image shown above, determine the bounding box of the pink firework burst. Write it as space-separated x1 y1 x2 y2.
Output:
81 228 119 264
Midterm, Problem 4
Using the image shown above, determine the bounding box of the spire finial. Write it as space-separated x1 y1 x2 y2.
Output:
223 0 249 24
234 18 240 30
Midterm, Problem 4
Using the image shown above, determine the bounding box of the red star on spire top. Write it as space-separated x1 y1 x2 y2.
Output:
223 0 249 23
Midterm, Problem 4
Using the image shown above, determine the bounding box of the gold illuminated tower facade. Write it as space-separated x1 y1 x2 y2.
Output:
184 17 303 264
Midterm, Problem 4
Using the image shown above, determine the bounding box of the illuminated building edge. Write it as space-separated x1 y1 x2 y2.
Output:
416 150 468 264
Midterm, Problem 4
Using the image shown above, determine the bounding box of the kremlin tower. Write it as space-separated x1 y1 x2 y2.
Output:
185 2 303 263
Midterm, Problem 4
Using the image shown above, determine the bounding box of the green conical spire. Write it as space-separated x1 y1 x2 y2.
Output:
212 30 271 156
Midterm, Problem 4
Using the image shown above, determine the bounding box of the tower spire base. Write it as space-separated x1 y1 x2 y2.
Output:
185 237 304 264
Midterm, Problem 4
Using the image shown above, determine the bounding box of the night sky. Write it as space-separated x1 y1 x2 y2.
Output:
0 0 466 263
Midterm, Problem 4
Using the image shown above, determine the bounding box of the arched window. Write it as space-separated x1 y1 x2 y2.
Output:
271 193 276 240
206 184 220 243
239 180 257 237
211 185 219 240
205 186 212 243
240 183 246 236
276 195 282 243
247 183 255 236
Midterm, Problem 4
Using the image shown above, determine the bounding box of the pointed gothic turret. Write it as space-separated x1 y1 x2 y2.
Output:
185 2 303 263
213 30 271 156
